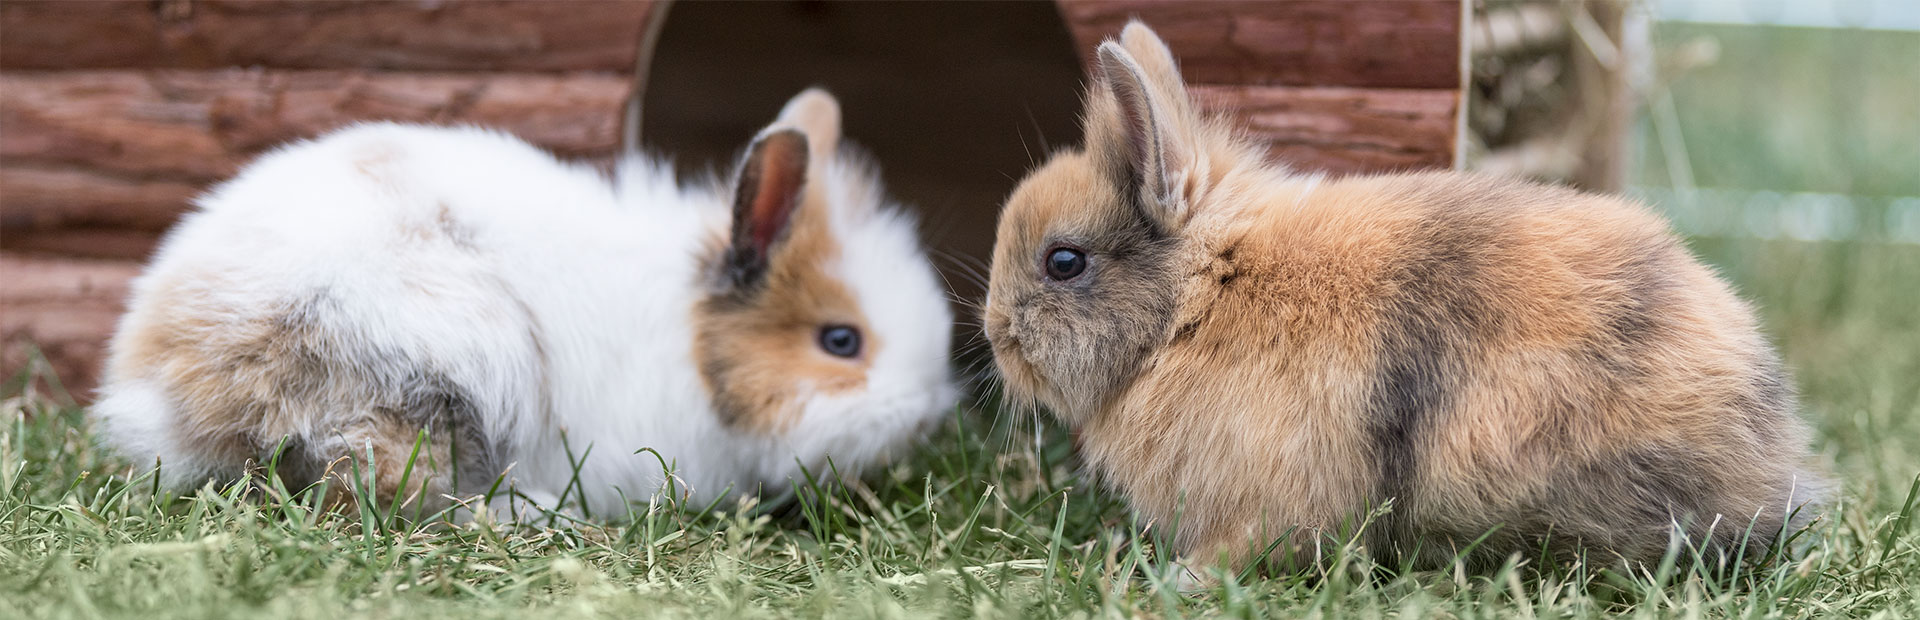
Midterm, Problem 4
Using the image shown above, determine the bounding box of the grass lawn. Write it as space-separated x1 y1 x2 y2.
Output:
5 22 1918 620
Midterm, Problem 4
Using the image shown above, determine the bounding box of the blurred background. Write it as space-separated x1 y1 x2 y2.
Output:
1630 0 1918 242
2 2 1916 501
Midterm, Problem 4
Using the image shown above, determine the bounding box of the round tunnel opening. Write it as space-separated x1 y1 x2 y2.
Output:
639 0 1087 365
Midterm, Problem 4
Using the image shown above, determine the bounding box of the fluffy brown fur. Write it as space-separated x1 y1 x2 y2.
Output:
985 22 1825 575
695 119 877 433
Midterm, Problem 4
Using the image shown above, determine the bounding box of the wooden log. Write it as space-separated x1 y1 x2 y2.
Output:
1193 85 1459 175
1 69 632 178
1 167 202 233
0 254 140 397
0 69 633 242
0 1 659 72
0 228 166 263
1056 0 1463 90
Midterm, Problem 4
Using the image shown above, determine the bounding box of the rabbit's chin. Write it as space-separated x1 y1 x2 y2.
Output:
985 339 1069 420
741 383 955 491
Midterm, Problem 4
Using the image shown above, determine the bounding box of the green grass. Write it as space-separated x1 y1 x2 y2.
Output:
3 236 1919 618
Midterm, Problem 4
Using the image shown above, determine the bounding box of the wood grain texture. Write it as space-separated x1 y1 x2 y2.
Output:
0 254 140 396
0 0 659 72
0 228 169 263
0 69 632 258
1056 0 1463 89
2 167 202 233
1193 85 1459 175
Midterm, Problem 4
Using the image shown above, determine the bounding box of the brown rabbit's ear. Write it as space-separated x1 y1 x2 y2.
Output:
1090 22 1197 234
724 129 810 290
771 87 842 167
1116 21 1194 120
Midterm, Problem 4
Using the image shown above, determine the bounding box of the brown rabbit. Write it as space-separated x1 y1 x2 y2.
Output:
983 22 1825 577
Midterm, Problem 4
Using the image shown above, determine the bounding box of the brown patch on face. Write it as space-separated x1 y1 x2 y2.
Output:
694 178 875 434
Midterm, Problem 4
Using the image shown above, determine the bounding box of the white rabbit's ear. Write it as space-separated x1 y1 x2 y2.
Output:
1089 22 1197 235
772 87 842 166
724 128 810 289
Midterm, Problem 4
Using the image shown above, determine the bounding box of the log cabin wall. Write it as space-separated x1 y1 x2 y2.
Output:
1 0 659 394
1 0 1464 398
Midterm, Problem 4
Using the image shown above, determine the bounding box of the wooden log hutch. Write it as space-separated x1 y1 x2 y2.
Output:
1 0 1630 395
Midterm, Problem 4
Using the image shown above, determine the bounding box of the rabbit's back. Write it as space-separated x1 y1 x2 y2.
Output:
1199 171 1819 565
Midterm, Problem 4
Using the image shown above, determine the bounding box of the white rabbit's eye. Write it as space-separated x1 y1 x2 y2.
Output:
819 325 862 358
1045 247 1088 281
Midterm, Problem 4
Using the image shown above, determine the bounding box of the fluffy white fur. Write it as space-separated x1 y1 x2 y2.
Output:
93 94 955 517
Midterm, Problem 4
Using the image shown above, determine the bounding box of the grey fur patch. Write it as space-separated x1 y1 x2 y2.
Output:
435 203 480 251
1364 206 1504 560
392 369 503 493
1585 238 1685 377
700 355 751 427
1536 446 1786 567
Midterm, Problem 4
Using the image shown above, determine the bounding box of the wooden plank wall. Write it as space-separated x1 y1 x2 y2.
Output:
1056 0 1463 175
0 0 656 394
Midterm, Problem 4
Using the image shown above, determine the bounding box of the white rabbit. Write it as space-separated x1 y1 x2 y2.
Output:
92 89 957 518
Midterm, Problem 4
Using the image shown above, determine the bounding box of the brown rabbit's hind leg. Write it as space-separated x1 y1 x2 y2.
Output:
1177 516 1356 588
1516 443 1813 572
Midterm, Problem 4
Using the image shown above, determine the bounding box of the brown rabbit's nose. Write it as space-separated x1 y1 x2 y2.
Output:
981 307 1006 337
984 316 1017 352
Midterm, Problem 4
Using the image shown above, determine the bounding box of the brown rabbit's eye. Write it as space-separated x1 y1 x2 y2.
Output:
818 325 862 358
1045 247 1087 281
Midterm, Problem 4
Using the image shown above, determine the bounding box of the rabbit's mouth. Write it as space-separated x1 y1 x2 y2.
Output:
986 335 1055 413
983 303 1069 417
982 320 1029 381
